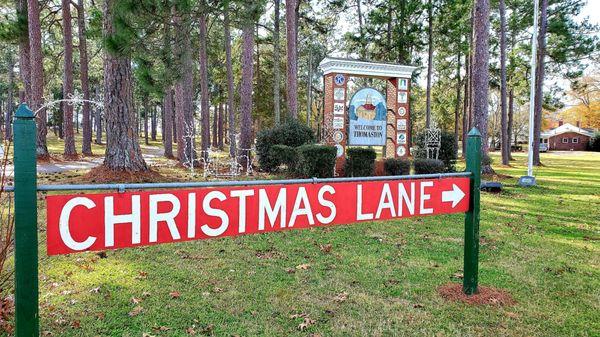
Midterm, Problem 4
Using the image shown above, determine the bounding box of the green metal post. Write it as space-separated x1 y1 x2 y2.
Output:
463 128 481 295
13 104 39 336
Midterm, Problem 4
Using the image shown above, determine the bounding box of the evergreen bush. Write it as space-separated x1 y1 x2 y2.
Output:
269 144 298 171
295 144 337 178
256 120 315 172
345 147 377 177
413 158 445 174
383 158 411 175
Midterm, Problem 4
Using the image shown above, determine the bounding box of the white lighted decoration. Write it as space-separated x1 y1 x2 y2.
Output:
334 102 345 115
334 88 345 101
397 119 407 131
398 107 407 117
333 116 344 129
399 78 409 90
397 132 407 145
335 144 344 157
396 146 406 156
397 92 407 104
334 74 346 86
333 131 344 143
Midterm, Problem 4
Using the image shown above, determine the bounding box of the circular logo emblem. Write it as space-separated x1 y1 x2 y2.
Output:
334 74 346 86
333 131 344 143
398 107 407 117
396 146 406 157
335 144 344 157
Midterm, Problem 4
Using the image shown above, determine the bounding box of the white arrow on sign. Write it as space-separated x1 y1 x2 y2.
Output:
442 184 465 208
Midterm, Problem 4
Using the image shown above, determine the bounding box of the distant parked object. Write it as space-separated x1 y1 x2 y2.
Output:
540 122 595 151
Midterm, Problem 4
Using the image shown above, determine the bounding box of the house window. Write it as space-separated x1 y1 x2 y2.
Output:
562 138 568 143
572 138 579 143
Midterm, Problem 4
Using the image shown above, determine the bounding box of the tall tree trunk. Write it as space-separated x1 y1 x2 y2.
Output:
62 0 77 157
472 0 493 173
507 88 514 160
173 9 196 165
4 59 15 140
286 0 298 119
151 104 157 141
102 0 147 171
218 101 224 150
199 12 210 157
163 88 174 158
77 0 92 155
306 48 312 127
28 0 48 157
212 105 218 148
17 0 31 104
462 50 469 157
425 0 433 128
533 0 548 166
143 99 149 145
499 0 509 165
356 0 366 58
239 24 254 168
454 50 461 158
273 0 281 125
224 8 236 157
94 86 102 144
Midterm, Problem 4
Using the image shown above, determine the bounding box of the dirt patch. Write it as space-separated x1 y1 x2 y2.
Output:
438 283 516 306
83 165 164 183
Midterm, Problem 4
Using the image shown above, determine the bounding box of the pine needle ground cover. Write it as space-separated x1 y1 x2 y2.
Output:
7 151 600 336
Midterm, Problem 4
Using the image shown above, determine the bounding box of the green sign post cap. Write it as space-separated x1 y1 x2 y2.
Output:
15 104 34 119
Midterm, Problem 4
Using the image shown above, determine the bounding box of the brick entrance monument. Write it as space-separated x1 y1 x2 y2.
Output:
319 57 417 173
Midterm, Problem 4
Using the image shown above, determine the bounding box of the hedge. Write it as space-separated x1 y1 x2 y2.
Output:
383 158 411 175
269 144 298 171
256 120 314 172
295 144 337 178
413 158 445 174
345 147 377 177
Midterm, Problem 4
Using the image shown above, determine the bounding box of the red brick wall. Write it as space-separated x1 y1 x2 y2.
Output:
548 132 590 151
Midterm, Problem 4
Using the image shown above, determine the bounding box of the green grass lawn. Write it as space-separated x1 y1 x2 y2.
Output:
5 151 600 336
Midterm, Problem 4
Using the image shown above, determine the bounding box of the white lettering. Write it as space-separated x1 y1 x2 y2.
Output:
375 183 396 218
230 189 254 233
420 181 434 215
398 182 415 216
149 194 181 243
316 185 336 224
258 188 287 230
105 195 141 247
187 193 197 238
289 187 314 227
356 184 374 220
201 191 229 237
59 197 97 251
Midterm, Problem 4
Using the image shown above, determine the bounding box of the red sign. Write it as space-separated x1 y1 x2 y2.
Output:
46 177 470 255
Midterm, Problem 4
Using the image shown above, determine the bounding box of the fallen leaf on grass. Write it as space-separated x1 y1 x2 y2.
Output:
142 333 156 337
333 292 348 303
95 312 105 320
169 291 181 299
142 291 151 298
319 244 332 253
186 327 196 335
298 317 316 331
131 297 143 304
152 326 171 332
213 287 223 293
136 271 148 280
296 264 310 270
70 320 80 329
451 272 464 280
128 306 143 317
89 287 101 293
413 303 424 309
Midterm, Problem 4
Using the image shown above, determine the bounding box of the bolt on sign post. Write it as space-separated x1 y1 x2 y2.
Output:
12 104 40 337
10 109 482 334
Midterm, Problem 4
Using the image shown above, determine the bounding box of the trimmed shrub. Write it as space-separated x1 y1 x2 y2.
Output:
383 158 411 175
413 131 458 172
295 144 337 178
269 144 298 171
256 120 315 172
590 132 600 152
413 158 445 174
345 147 377 177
